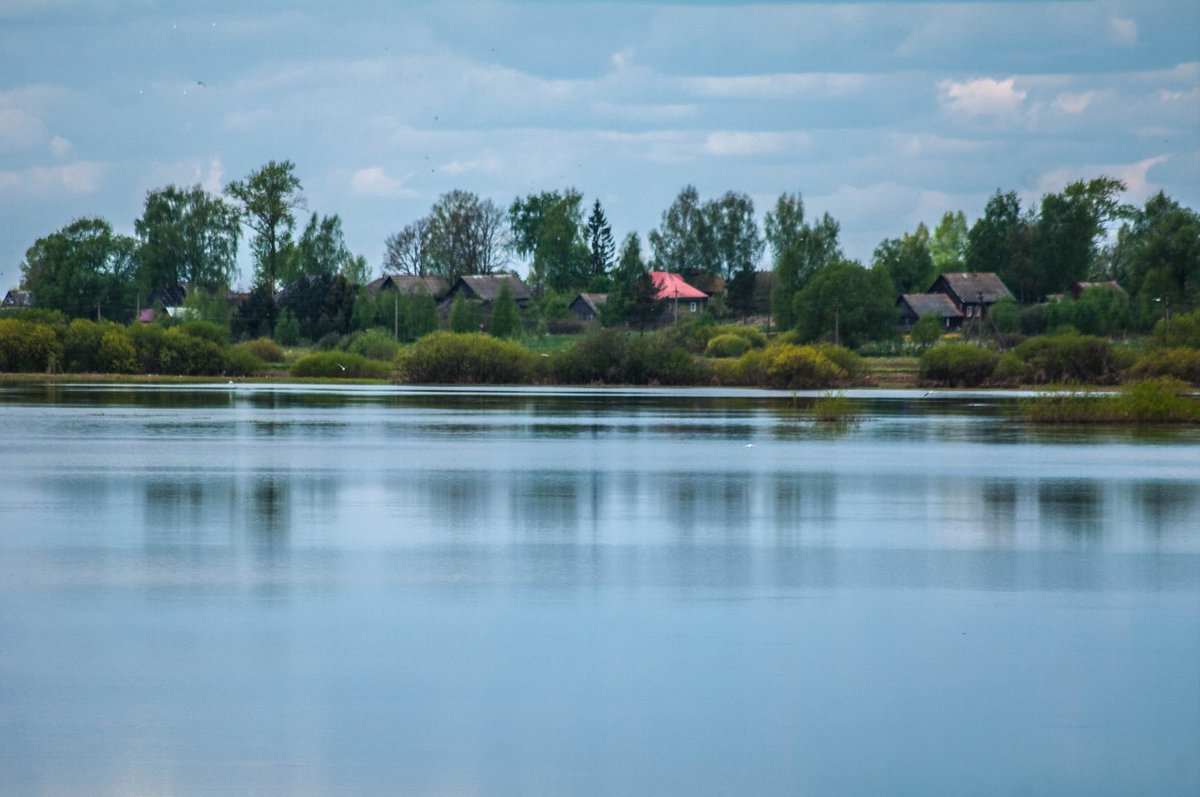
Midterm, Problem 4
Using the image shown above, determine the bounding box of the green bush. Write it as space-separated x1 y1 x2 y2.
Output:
550 329 632 384
812 343 863 378
291 351 392 379
0 319 62 373
97 329 137 373
992 352 1027 386
1152 310 1200 349
314 331 342 351
910 314 943 348
224 346 265 377
176 320 230 345
160 328 228 375
60 319 107 372
236 337 286 364
125 323 169 373
625 334 709 385
274 309 302 347
344 328 401 362
763 344 846 389
1127 348 1200 384
706 333 751 358
398 332 535 384
919 344 999 387
1012 333 1122 385
1022 378 1199 424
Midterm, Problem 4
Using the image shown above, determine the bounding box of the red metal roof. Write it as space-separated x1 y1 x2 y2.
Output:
650 272 708 301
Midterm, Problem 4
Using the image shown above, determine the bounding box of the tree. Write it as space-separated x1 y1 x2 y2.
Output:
649 185 715 276
586 199 616 283
1114 192 1200 315
873 224 933 294
20 218 138 321
489 282 520 339
793 260 895 348
910 313 942 348
383 218 433 275
705 191 763 281
770 211 842 329
284 213 361 284
603 233 660 330
967 191 1037 303
509 189 589 293
765 192 806 263
1033 177 1127 298
231 282 278 340
135 184 240 293
449 293 481 333
225 160 305 291
425 190 509 283
403 292 439 341
930 211 968 275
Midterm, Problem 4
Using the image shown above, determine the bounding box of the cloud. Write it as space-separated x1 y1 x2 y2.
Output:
1051 91 1097 115
0 161 104 197
140 158 226 194
938 77 1027 119
0 106 46 151
441 158 502 177
351 166 404 196
1029 156 1169 204
703 131 809 157
684 72 865 100
48 135 73 159
1110 18 1137 46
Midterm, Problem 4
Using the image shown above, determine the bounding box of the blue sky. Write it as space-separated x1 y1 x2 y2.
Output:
2 0 1198 291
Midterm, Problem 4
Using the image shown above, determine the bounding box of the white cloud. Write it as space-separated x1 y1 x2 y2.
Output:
48 135 73 159
140 158 226 194
0 161 104 197
1029 156 1169 204
703 131 809 157
351 166 404 196
938 77 1027 119
1110 18 1137 46
441 158 502 177
1051 91 1097 115
0 106 46 151
685 72 865 99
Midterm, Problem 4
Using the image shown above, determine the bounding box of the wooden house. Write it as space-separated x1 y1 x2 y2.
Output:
896 293 964 331
442 274 533 310
2 289 32 309
650 272 708 318
366 274 450 300
1069 280 1124 300
569 292 607 322
928 272 1013 319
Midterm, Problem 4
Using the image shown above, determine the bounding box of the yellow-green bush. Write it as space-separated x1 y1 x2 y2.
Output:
397 332 535 384
1127 348 1200 384
919 343 999 387
97 330 137 374
1022 378 1199 424
344 328 401 362
291 351 392 379
0 318 62 373
706 333 752 358
236 337 286 364
764 344 847 389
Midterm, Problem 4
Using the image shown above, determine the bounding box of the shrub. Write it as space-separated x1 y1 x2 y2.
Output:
764 344 846 389
344 328 401 361
223 346 265 377
274 309 302 347
909 314 942 348
97 330 137 373
237 337 286 364
992 352 1027 386
919 343 999 387
176 319 230 345
60 319 107 372
291 351 392 379
812 343 863 378
1127 348 1200 384
1012 333 1121 384
160 328 228 375
550 329 631 384
397 332 535 384
0 319 62 373
1152 310 1200 349
1022 378 1199 425
706 333 751 358
314 331 342 351
625 334 708 385
811 392 860 424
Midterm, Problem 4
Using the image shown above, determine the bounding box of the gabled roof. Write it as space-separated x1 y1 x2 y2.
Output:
452 274 533 303
898 293 963 319
147 283 187 308
649 272 708 301
368 274 450 298
2 289 33 308
1070 280 1124 298
931 272 1013 305
570 293 608 314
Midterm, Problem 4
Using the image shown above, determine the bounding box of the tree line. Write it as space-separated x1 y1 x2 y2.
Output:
14 159 1199 344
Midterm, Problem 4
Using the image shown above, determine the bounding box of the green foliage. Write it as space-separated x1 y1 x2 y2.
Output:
160 328 228 375
282 213 357 283
873 223 933 294
811 343 864 377
223 346 265 377
343 328 401 362
1033 177 1127 298
967 191 1038 303
1022 378 1200 424
603 233 660 330
0 318 62 373
20 217 139 321
770 203 842 329
763 344 847 389
61 319 108 372
586 198 616 281
181 287 233 326
706 333 752 358
992 352 1027 386
398 332 535 384
930 211 968 274
351 290 383 331
489 282 520 338
919 344 1000 387
549 329 707 386
1113 192 1199 312
1012 332 1124 385
1152 309 1200 349
290 351 392 380
402 293 438 341
510 189 589 293
236 337 286 364
1126 348 1200 384
277 274 356 341
811 392 860 424
910 314 943 348
449 293 482 333
176 319 229 345
97 330 137 373
273 308 302 346
989 297 1020 334
231 283 278 340
135 184 240 292
225 160 304 290
793 260 896 349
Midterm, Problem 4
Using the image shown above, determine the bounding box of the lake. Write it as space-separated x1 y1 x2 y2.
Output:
1 382 1197 796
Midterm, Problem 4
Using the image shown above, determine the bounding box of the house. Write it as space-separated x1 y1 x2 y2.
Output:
569 292 607 322
2 289 32 309
366 274 450 300
145 284 188 317
650 272 708 318
927 272 1013 320
1069 280 1124 300
442 274 533 310
896 293 964 331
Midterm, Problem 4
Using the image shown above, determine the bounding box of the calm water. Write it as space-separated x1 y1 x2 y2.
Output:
1 383 1197 796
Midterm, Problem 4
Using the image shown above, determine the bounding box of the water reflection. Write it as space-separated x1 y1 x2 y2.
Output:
1038 481 1104 543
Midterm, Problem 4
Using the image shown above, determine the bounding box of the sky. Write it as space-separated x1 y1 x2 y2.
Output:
2 0 1198 292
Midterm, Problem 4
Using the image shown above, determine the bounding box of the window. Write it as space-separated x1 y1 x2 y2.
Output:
689 302 697 313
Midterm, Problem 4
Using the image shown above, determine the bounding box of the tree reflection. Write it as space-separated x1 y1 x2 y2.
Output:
1038 481 1103 541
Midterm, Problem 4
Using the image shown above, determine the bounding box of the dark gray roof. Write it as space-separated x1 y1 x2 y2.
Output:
2 289 33 308
369 275 450 298
147 284 187 308
570 293 608 314
898 293 963 319
931 272 1013 304
453 274 532 303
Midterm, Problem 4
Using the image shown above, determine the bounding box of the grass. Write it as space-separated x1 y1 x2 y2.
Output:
811 392 860 424
1021 378 1200 425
